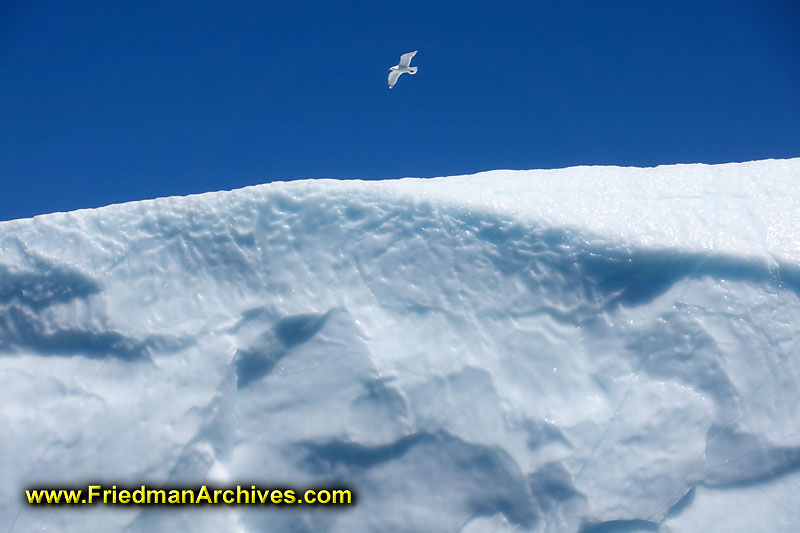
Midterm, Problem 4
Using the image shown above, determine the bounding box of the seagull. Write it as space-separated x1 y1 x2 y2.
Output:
388 51 418 89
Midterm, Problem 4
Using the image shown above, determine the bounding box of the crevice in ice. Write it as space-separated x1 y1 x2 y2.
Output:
0 305 179 361
577 518 659 532
297 430 538 528
274 312 330 347
234 310 330 388
703 424 800 488
577 246 800 307
433 206 800 315
0 249 101 309
298 431 430 472
0 253 191 361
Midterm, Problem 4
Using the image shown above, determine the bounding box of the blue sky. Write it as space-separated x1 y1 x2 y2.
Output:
1 0 798 221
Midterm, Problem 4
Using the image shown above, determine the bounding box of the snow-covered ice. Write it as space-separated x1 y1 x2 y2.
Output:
1 159 799 532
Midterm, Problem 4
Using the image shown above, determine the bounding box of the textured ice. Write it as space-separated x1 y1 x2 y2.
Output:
1 159 800 532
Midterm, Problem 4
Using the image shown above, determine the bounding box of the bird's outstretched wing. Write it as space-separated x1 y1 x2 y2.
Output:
388 70 402 89
398 50 417 68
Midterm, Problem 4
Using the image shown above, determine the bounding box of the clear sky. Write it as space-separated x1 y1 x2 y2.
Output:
1 0 799 221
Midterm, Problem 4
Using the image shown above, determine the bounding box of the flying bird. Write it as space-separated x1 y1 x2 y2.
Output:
388 51 418 89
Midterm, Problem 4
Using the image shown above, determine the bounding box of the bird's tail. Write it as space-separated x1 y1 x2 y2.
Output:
409 67 418 74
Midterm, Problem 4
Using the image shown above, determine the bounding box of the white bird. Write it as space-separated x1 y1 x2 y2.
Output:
388 51 418 89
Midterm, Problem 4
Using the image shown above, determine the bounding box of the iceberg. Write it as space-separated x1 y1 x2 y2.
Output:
1 159 799 532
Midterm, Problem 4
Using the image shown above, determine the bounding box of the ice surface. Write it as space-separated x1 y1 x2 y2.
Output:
1 159 799 532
